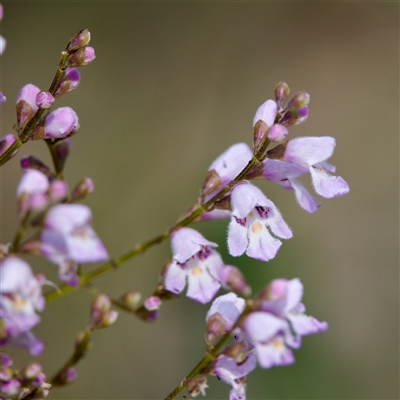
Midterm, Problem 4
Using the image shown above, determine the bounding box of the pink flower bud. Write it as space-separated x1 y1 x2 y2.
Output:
44 107 79 138
143 296 162 311
67 46 96 67
20 155 51 174
71 177 94 201
268 123 289 142
36 91 54 109
49 179 68 202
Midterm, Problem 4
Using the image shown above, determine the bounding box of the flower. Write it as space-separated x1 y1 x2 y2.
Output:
263 136 349 212
40 204 108 286
164 228 225 303
0 256 45 355
241 278 328 368
227 182 292 261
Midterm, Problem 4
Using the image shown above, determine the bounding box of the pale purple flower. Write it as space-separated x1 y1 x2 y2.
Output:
241 278 328 368
259 278 329 337
284 136 349 199
228 182 292 261
44 106 79 138
164 228 224 303
40 204 108 286
0 256 45 355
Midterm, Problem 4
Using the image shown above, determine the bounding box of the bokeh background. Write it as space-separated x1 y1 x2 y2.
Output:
1 2 398 399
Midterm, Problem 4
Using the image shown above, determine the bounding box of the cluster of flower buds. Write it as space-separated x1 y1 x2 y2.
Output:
0 354 50 399
204 279 327 398
90 294 118 329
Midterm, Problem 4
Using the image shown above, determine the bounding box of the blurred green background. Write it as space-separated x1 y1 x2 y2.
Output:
1 2 398 399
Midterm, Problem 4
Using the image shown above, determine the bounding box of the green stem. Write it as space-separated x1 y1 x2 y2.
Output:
164 302 252 400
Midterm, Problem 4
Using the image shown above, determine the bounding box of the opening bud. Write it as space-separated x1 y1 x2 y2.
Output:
0 134 18 158
44 107 79 139
16 84 41 128
119 291 142 309
54 68 81 98
67 46 96 67
143 296 162 311
71 177 94 201
219 265 252 298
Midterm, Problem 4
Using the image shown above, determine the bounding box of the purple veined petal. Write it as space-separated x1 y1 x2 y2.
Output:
227 217 248 257
254 336 295 369
45 204 92 234
206 293 246 330
214 353 257 385
261 200 292 239
310 167 350 198
246 226 282 262
207 143 253 187
16 169 49 196
285 136 336 168
164 261 186 295
244 312 287 343
289 177 320 213
253 99 278 128
287 313 328 336
170 227 217 264
186 261 221 303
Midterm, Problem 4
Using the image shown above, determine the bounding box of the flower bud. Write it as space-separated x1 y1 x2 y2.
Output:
90 293 111 327
67 46 95 67
201 169 221 198
44 107 79 139
49 179 68 202
0 365 13 381
205 312 226 345
0 92 6 104
274 81 290 108
267 123 288 142
21 362 42 380
287 91 310 108
120 291 141 309
20 155 51 175
0 378 20 396
66 29 91 52
219 265 252 298
71 177 94 201
75 329 92 356
0 134 17 158
96 309 118 328
143 296 162 311
36 91 54 109
53 138 72 171
53 68 81 98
